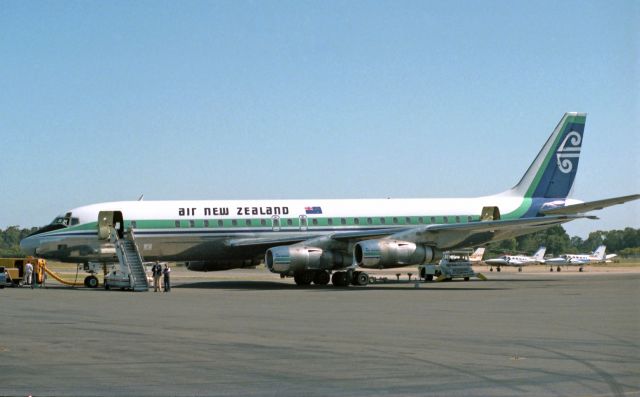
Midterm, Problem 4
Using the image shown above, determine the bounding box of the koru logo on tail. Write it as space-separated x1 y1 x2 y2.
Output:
556 130 581 173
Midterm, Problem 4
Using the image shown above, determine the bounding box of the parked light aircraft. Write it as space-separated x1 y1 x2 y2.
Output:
546 245 613 272
485 247 546 272
20 113 640 287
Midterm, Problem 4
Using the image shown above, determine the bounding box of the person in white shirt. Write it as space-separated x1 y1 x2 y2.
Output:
24 261 34 288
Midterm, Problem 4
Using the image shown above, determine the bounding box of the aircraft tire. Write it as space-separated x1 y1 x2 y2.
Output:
497 267 501 272
579 267 584 272
104 281 110 290
354 272 369 286
550 267 553 272
331 271 349 287
85 275 99 288
557 267 561 272
518 267 522 272
426 275 433 281
313 270 330 285
464 277 470 281
294 271 313 286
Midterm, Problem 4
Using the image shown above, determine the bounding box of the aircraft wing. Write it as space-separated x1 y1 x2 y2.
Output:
540 194 640 216
227 228 406 248
383 215 586 251
228 215 585 253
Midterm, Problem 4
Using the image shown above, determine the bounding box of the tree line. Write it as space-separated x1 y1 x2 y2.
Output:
490 226 640 257
1 225 639 258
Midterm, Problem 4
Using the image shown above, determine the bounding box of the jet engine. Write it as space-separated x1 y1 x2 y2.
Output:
354 239 441 268
265 245 348 274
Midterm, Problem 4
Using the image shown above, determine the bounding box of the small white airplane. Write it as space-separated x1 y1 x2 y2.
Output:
546 245 613 272
485 247 546 272
19 112 640 287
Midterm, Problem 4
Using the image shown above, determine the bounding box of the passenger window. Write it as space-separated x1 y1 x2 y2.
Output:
455 216 460 223
392 217 398 224
354 218 360 225
204 220 209 227
189 220 195 228
340 218 346 225
71 217 79 225
367 217 372 225
217 220 223 227
261 219 267 226
328 218 333 226
430 217 436 223
405 217 411 224
380 218 386 224
245 219 251 226
130 221 137 228
467 216 473 222
287 219 293 226
174 221 180 228
312 218 318 225
443 217 449 224
231 220 238 226
418 217 424 224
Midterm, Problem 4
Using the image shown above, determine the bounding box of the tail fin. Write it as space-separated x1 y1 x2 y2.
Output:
508 113 586 199
533 246 546 261
592 245 606 260
470 247 486 262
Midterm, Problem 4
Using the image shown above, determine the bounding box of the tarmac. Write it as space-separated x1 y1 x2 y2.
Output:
1 268 639 396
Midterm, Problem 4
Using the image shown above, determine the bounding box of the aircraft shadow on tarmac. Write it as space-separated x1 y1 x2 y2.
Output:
174 280 511 291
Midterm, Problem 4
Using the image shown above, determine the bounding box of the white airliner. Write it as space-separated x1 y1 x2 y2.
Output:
20 113 640 287
484 246 546 272
546 245 614 271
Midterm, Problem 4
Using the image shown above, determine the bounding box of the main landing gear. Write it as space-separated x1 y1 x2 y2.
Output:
293 270 370 287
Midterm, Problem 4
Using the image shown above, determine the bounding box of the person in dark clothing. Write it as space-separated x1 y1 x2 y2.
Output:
162 264 171 292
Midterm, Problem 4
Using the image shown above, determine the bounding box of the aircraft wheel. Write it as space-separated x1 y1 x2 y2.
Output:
579 267 584 272
557 267 561 272
490 267 493 272
497 267 501 272
354 272 369 286
463 277 470 281
426 275 433 281
313 270 330 285
104 281 110 290
294 271 313 286
331 271 349 287
518 267 522 272
550 267 553 272
85 275 99 288
419 267 426 279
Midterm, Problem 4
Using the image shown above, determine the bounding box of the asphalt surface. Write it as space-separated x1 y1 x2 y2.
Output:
1 270 639 396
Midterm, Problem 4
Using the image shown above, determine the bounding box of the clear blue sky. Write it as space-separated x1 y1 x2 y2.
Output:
1 0 638 238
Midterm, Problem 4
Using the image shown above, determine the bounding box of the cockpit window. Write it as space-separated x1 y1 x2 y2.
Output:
27 212 75 237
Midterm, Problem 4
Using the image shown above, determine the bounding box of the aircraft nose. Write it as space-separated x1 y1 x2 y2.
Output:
20 235 37 256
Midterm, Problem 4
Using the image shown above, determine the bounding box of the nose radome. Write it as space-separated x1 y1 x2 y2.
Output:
20 236 36 256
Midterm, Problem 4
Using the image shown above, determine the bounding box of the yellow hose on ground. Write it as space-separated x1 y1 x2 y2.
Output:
43 265 86 286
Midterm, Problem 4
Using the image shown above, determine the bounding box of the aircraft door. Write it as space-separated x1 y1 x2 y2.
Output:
98 211 124 240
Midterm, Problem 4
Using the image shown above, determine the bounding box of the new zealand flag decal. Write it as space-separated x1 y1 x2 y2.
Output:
305 206 322 214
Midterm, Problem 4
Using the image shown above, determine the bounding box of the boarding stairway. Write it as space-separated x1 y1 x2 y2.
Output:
112 229 149 292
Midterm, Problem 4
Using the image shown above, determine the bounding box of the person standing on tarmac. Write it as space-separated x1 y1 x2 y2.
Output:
24 260 34 288
162 264 171 292
151 261 162 292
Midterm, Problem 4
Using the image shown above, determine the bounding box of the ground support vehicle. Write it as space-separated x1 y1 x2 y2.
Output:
419 253 487 281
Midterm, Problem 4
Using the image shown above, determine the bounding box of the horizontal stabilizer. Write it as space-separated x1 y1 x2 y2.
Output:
540 194 640 216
